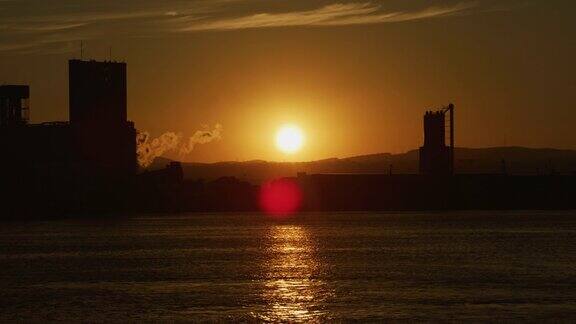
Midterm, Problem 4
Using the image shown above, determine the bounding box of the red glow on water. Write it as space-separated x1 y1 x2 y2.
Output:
259 178 302 217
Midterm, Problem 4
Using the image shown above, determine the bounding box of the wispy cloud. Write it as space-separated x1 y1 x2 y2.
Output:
179 3 379 31
11 22 88 32
179 2 478 31
0 1 487 55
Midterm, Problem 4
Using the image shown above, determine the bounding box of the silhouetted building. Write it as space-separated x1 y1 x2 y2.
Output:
0 85 74 176
295 172 576 211
69 60 127 126
0 60 137 182
68 60 136 176
0 61 136 179
419 104 454 175
0 85 29 127
0 60 138 218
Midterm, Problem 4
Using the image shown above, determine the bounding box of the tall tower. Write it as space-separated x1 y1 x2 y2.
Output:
69 60 126 126
419 104 454 175
0 85 29 127
68 60 136 177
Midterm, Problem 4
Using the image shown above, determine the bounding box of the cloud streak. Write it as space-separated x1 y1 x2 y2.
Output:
180 2 478 31
0 1 485 54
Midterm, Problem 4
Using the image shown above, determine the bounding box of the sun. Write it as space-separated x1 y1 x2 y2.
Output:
276 124 305 154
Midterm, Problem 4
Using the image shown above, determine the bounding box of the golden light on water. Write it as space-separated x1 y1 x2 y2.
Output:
275 124 305 154
258 225 332 321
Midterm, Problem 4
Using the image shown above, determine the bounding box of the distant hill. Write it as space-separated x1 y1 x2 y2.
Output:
149 147 576 184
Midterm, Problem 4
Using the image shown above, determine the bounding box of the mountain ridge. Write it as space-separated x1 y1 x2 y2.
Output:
150 147 576 183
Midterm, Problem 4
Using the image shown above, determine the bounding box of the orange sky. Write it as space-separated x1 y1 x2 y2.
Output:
1 0 575 162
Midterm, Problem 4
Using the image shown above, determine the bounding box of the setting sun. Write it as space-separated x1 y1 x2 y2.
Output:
275 124 305 154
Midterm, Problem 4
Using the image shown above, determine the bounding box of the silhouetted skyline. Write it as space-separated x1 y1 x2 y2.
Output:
1 1 575 163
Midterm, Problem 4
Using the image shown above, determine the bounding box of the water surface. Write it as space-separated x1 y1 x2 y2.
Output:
1 211 576 321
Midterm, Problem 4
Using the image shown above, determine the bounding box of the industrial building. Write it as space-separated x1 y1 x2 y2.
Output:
419 104 454 175
294 103 575 211
0 85 29 127
0 60 137 179
0 60 137 216
68 59 137 177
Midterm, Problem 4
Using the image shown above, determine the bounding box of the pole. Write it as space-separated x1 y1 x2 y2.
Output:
449 103 454 175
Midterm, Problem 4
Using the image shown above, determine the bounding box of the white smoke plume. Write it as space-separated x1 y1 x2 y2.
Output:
179 124 223 155
137 124 222 168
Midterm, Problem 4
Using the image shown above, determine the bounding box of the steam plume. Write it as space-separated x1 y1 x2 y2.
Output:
137 124 222 168
179 124 223 155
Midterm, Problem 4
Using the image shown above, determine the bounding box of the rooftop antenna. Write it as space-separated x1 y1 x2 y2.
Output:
109 46 112 61
80 41 83 60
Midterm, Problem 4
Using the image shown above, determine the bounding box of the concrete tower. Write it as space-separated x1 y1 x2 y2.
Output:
419 104 454 175
68 59 137 177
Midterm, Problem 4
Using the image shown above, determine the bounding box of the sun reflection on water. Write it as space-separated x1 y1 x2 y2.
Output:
257 225 332 322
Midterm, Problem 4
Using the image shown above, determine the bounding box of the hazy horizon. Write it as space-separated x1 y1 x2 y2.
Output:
152 145 576 165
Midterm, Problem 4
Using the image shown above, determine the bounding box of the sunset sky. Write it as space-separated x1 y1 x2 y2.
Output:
1 0 575 162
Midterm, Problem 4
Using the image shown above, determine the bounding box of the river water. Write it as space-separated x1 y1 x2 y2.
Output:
1 211 576 321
